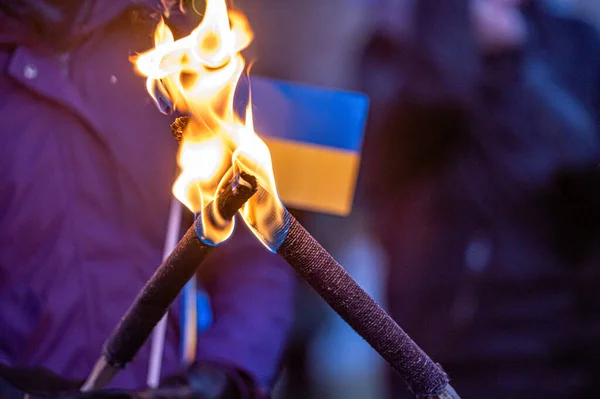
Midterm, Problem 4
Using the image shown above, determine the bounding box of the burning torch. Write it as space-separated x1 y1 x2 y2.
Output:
83 1 461 398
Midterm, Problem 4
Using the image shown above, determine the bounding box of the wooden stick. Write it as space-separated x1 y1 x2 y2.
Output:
146 197 183 388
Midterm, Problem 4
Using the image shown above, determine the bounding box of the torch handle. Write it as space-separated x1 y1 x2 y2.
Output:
82 172 258 392
81 224 213 392
277 215 459 399
104 225 213 368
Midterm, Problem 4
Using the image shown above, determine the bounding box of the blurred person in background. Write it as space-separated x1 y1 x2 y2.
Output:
0 1 295 398
360 0 600 397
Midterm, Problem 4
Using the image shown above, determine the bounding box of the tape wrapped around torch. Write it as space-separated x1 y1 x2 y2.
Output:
81 171 258 392
273 215 457 399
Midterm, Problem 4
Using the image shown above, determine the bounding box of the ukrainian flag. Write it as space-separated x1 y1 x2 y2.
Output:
245 77 369 216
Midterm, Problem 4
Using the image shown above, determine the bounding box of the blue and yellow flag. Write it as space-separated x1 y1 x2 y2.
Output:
242 77 369 216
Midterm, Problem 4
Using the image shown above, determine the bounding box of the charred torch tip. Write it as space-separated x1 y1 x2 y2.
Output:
216 171 258 220
170 116 190 143
236 171 258 191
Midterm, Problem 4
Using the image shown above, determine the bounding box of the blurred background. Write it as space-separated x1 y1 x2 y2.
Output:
228 0 600 398
231 0 600 399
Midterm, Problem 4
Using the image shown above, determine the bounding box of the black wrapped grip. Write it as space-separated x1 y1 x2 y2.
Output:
277 215 453 398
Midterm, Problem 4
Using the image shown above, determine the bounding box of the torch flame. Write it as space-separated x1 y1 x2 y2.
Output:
135 0 286 249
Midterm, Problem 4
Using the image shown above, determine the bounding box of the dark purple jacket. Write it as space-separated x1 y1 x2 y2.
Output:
0 1 294 393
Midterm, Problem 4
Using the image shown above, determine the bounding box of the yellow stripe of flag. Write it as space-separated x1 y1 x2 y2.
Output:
265 137 361 216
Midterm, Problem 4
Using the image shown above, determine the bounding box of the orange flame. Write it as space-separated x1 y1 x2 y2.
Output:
135 0 286 248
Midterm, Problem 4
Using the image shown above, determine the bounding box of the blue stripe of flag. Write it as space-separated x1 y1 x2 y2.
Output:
235 76 369 152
